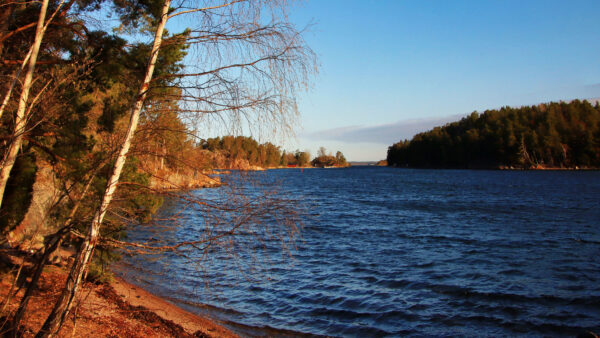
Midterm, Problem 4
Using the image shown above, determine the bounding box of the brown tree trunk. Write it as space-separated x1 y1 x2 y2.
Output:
36 0 171 336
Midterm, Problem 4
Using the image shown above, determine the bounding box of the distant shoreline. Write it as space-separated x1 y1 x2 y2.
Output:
214 165 350 172
387 165 600 171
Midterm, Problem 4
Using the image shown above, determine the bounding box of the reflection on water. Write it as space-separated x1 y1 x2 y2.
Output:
117 167 600 336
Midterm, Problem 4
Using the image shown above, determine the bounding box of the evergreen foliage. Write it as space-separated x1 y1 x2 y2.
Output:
0 149 36 234
0 0 316 333
387 100 600 169
0 0 185 265
200 136 284 169
311 147 348 167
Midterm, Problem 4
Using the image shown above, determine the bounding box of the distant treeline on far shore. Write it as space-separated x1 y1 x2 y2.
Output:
387 100 600 169
200 136 348 169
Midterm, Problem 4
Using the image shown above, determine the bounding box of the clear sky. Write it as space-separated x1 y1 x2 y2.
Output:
281 0 600 161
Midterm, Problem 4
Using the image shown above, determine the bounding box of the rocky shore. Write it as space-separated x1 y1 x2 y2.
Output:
149 170 221 190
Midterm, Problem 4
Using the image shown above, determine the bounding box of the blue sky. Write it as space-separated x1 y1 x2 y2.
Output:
282 0 600 161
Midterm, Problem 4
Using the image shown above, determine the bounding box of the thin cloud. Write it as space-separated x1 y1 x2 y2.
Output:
303 94 600 146
303 114 464 145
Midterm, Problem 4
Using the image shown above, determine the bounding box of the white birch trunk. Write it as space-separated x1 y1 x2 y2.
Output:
0 0 50 209
36 0 171 336
0 48 33 122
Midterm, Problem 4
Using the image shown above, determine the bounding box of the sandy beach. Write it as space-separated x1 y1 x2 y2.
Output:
0 256 237 337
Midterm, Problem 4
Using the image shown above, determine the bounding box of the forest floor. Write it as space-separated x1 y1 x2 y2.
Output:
0 250 236 337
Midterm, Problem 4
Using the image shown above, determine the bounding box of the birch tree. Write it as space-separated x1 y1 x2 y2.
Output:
0 0 52 209
36 0 172 334
0 0 123 214
34 0 315 335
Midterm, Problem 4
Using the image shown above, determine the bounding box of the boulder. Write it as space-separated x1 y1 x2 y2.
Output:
8 162 61 250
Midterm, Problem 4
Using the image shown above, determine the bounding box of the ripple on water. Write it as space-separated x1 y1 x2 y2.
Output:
120 168 600 337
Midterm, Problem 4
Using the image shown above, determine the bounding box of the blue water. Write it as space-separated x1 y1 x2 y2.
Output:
118 167 600 337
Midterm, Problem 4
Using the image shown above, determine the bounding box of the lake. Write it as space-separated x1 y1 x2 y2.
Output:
117 167 600 337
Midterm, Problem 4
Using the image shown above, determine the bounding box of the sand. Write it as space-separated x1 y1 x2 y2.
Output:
0 254 237 338
111 277 236 337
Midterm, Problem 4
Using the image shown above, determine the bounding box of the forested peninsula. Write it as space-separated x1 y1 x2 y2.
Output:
387 100 600 169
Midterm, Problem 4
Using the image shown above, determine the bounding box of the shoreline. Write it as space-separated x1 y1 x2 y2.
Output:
115 271 313 338
387 165 600 171
111 276 238 337
0 251 237 337
115 264 318 338
213 165 350 172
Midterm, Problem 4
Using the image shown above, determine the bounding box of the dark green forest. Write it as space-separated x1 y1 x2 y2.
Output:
387 100 600 169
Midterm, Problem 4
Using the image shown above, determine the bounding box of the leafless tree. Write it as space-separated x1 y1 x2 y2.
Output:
35 0 316 336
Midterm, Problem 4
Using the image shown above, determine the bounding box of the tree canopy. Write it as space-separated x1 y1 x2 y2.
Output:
0 0 316 335
311 147 348 167
200 136 283 169
387 100 600 169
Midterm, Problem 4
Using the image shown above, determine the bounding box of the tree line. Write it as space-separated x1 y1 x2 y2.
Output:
199 136 349 169
387 100 600 169
0 0 316 335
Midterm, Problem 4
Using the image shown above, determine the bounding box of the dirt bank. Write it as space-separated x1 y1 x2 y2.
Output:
0 252 236 337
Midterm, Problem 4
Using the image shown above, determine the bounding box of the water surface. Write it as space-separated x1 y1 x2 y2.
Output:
118 167 600 336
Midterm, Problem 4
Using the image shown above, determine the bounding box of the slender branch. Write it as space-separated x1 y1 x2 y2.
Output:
167 0 246 19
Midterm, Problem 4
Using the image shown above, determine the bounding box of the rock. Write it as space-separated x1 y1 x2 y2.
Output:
149 169 221 191
8 161 61 249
